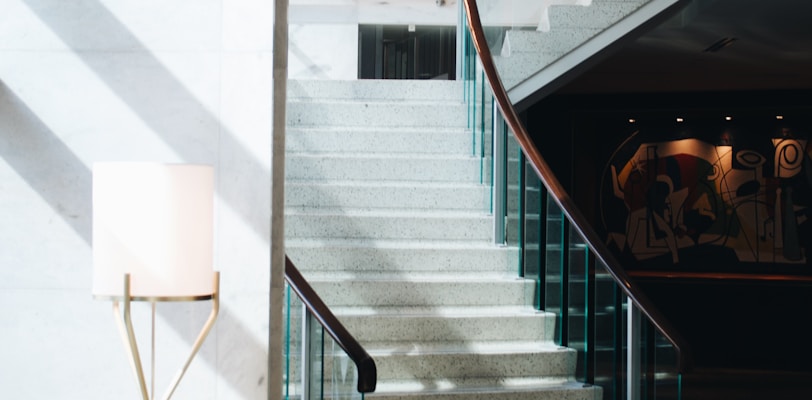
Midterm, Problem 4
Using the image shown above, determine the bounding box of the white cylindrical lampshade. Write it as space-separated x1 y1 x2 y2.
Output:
93 163 215 300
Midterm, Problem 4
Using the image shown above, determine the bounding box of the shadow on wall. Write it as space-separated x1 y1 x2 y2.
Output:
0 81 268 398
4 0 277 396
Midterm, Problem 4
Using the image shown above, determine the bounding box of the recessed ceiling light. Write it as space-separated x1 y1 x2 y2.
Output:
725 116 733 121
676 117 684 123
776 115 784 120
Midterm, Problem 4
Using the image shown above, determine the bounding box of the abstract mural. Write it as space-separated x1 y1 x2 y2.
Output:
601 135 812 268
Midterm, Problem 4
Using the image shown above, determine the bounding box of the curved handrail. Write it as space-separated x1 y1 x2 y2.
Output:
284 255 377 393
462 0 692 372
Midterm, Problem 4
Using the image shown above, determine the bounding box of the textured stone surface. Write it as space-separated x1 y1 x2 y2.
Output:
285 79 599 399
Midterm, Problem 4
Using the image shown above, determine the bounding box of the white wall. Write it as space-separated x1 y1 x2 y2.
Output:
0 1 273 398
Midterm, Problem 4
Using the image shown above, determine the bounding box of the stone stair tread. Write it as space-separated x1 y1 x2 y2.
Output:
286 237 514 249
363 340 568 356
331 305 551 317
288 97 462 106
301 271 521 282
371 377 587 394
287 125 468 134
288 151 475 160
286 207 490 218
287 180 482 189
287 79 462 101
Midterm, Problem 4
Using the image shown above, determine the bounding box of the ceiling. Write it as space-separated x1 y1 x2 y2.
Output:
560 0 812 94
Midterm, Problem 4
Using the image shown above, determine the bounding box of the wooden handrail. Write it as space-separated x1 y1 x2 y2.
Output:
284 255 377 393
462 0 692 372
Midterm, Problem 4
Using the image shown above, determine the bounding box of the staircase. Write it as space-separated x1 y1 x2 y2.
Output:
285 79 601 399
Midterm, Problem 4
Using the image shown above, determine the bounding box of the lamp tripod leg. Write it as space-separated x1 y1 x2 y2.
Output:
161 271 220 400
112 273 150 400
110 272 220 400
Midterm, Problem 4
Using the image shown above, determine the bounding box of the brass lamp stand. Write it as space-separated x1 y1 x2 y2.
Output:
108 272 219 400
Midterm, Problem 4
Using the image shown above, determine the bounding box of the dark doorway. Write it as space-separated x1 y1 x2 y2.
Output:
358 25 456 80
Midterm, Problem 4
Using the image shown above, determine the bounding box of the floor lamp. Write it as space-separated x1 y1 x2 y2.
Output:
92 163 219 400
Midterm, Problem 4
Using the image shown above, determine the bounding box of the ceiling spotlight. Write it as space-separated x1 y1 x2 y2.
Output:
676 117 684 123
725 116 733 121
776 115 784 120
628 118 636 123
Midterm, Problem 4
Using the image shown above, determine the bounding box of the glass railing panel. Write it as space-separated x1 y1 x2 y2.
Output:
522 158 545 308
284 284 305 400
505 131 522 246
461 23 494 193
323 329 364 400
544 190 565 344
646 326 682 400
592 259 621 400
284 284 365 400
568 230 589 381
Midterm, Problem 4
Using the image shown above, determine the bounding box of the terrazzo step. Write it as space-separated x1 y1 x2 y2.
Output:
367 379 600 400
288 79 462 102
358 341 577 381
285 209 494 241
285 239 518 274
285 153 481 182
333 306 554 343
287 100 467 128
303 273 535 307
547 0 647 30
286 181 489 211
494 52 565 89
501 28 602 56
282 79 596 400
286 126 472 155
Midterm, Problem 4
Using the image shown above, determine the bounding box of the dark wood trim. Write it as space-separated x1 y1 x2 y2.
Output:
628 270 812 284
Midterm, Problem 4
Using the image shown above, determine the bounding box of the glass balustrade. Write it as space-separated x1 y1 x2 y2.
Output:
462 1 684 398
284 284 365 400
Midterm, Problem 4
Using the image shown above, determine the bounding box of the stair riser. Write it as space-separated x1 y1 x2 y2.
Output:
307 280 536 307
285 246 517 274
286 184 489 211
288 79 463 102
356 349 576 381
287 128 472 155
287 102 467 128
339 314 554 343
285 156 481 182
286 214 493 241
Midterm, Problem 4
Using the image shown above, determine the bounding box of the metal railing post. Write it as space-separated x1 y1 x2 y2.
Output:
627 300 642 400
301 304 311 400
493 102 506 245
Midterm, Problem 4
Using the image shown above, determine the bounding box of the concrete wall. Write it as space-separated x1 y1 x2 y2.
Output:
0 1 273 398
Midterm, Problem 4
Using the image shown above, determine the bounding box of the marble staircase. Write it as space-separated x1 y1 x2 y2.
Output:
284 79 600 399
